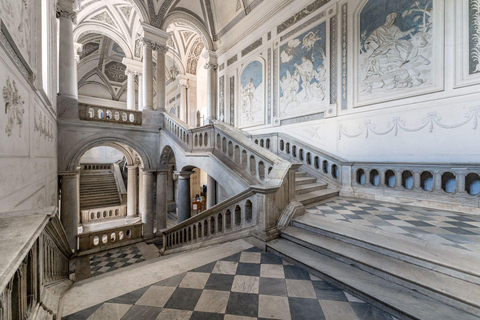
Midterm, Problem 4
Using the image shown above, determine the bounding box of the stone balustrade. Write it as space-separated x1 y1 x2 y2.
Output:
0 208 71 320
80 204 127 223
253 133 349 188
79 103 142 126
80 163 113 170
252 132 480 212
77 222 143 252
163 190 256 252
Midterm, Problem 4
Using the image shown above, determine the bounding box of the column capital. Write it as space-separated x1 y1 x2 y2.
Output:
58 170 79 178
122 57 143 74
178 78 189 89
204 62 218 70
140 23 170 49
174 171 195 179
201 50 218 62
126 165 138 170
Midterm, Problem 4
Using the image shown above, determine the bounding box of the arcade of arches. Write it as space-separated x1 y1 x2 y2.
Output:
1 0 480 319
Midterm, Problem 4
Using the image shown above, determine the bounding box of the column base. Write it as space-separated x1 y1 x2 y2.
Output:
57 95 79 120
252 225 281 242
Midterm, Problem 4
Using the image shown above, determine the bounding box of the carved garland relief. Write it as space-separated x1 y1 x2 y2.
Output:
3 77 25 138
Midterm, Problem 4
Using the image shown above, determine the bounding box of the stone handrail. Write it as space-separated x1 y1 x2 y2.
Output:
0 207 71 320
77 221 143 253
252 132 351 188
252 132 480 213
163 113 292 188
79 103 142 125
113 163 127 203
162 189 258 253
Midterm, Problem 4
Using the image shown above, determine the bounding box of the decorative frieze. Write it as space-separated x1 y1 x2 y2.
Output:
230 76 235 125
219 75 225 122
273 48 278 123
280 11 326 42
277 0 330 34
219 63 225 71
341 3 348 110
268 48 272 124
34 107 54 142
3 77 25 137
241 38 263 57
330 14 338 106
280 112 324 126
227 55 238 67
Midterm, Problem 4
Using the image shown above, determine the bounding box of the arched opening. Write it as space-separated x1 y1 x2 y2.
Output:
370 169 379 186
356 169 365 185
402 171 414 190
245 200 253 223
420 171 434 191
442 172 456 193
466 173 480 195
385 170 396 188
226 210 232 229
235 205 242 227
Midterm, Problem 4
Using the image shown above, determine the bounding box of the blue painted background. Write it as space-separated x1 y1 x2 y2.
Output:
360 0 433 52
280 22 326 98
241 61 263 88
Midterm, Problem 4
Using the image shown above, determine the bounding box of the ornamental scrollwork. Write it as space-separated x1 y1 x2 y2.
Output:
3 77 25 137
56 8 77 24
204 62 218 70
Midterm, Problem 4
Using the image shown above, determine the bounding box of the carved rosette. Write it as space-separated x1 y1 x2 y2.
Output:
56 8 77 24
204 62 218 70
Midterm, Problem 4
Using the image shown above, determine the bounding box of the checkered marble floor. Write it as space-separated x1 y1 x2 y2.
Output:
306 197 480 252
89 245 146 277
64 247 396 320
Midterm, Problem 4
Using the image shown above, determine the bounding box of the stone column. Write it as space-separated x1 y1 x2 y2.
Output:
137 75 143 111
175 171 194 222
202 51 218 123
126 71 136 110
59 171 79 251
156 46 168 112
142 170 155 239
141 40 154 110
56 1 78 119
178 79 189 122
156 171 168 234
167 165 174 202
207 175 216 209
127 165 137 217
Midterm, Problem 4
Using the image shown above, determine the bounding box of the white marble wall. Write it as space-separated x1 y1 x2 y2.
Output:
217 0 480 164
0 0 59 213
79 146 125 164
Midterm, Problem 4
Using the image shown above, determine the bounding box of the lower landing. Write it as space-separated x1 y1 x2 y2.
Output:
61 239 395 320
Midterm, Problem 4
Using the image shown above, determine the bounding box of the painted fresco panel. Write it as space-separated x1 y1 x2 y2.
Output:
358 0 434 102
240 60 264 127
279 22 328 119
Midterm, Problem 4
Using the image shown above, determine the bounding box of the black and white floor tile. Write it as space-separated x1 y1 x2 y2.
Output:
306 197 480 252
65 248 396 320
89 246 146 277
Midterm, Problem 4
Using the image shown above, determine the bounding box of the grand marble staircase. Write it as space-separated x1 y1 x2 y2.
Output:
267 213 480 320
80 170 122 210
295 170 338 206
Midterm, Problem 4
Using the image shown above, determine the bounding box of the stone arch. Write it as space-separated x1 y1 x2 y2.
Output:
160 145 177 169
162 12 215 51
74 25 134 59
65 136 154 171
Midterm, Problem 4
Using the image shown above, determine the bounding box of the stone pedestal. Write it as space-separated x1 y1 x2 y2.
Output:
175 171 194 222
59 171 80 251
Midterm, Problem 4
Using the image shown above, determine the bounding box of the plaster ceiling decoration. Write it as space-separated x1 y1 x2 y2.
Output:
210 0 244 33
91 11 117 27
77 34 129 101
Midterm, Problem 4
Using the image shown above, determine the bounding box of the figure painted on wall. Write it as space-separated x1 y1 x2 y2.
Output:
3 78 25 138
359 0 433 98
470 0 480 74
280 22 327 118
240 61 264 127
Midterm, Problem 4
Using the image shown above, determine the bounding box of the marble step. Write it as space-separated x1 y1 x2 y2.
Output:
80 200 121 207
266 239 479 320
282 226 480 315
292 214 480 285
295 171 308 178
296 189 339 206
295 182 328 195
295 176 318 186
80 189 119 195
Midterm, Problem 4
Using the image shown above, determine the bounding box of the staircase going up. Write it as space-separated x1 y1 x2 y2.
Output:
80 170 121 210
294 170 338 206
267 213 480 320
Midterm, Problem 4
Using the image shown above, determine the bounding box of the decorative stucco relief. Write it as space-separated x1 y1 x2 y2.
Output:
240 60 264 128
34 106 54 142
219 75 225 122
359 0 434 102
339 107 480 140
280 22 328 118
0 0 32 62
277 0 330 34
3 77 25 137
341 3 348 110
230 76 235 125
